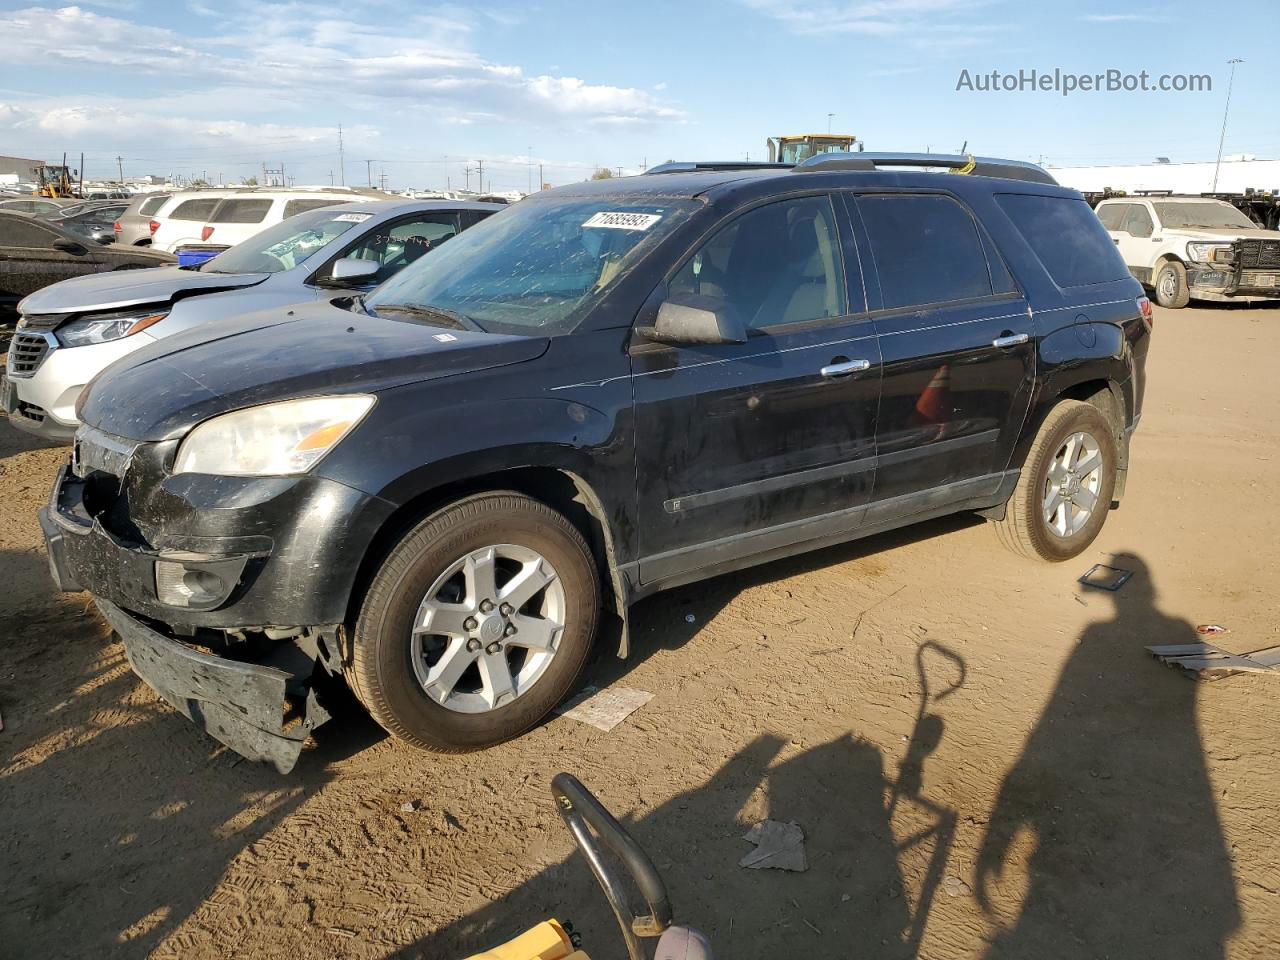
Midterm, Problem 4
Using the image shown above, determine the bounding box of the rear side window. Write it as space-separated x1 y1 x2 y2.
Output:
211 199 273 224
857 194 993 309
138 195 168 216
0 217 55 247
283 198 348 218
170 198 220 221
997 194 1131 288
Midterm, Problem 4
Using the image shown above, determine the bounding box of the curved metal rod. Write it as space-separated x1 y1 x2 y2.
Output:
551 772 672 960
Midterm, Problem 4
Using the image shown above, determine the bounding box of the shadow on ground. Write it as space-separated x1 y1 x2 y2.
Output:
389 553 1241 960
976 553 1240 959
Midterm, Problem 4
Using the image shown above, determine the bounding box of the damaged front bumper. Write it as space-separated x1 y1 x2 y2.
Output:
96 598 331 773
38 430 395 770
1187 263 1280 301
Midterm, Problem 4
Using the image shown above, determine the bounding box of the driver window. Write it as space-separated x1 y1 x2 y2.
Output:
668 195 846 331
1122 205 1154 238
344 215 459 279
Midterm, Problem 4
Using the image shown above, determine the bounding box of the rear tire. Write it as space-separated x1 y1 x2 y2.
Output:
1154 259 1190 309
991 400 1118 562
347 492 599 752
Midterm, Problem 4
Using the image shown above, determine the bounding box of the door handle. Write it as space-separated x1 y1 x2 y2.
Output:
820 358 871 378
992 332 1030 349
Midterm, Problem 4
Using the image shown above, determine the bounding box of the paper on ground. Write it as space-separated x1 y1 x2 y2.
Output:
556 686 654 732
740 819 808 872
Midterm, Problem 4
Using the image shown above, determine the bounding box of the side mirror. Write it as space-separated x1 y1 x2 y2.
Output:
642 294 747 346
320 256 380 287
52 237 86 255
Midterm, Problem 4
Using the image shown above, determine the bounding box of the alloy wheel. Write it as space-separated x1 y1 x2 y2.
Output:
1042 430 1104 538
411 544 565 713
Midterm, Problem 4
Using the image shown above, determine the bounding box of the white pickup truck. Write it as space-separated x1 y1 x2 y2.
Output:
1094 194 1280 308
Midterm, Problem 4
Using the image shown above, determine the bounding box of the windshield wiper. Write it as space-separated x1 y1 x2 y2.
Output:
372 302 481 331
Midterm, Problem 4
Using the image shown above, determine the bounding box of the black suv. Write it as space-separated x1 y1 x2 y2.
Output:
40 153 1150 770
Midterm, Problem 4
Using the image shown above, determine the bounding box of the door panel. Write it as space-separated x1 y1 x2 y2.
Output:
633 324 881 580
632 194 881 582
852 192 1034 505
873 301 1033 502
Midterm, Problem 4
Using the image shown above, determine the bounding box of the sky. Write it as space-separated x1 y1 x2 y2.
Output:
0 0 1276 192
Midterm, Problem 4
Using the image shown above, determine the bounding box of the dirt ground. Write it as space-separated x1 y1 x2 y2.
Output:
2 303 1278 960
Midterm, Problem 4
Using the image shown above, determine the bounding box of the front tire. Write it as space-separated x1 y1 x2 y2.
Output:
347 492 599 752
991 400 1118 562
1154 259 1190 309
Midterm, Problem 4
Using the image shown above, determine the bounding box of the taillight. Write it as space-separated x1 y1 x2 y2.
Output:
113 221 121 234
148 219 159 234
1138 295 1153 329
201 225 214 241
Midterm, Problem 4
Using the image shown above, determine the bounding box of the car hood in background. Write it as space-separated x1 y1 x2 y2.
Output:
18 265 269 316
78 300 550 442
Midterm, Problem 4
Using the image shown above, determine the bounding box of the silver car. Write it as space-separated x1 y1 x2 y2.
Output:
3 198 500 440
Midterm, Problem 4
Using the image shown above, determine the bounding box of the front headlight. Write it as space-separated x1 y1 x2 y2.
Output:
1186 242 1232 263
58 309 168 347
173 395 375 476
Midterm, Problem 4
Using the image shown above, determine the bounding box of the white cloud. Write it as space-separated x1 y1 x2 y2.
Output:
1080 12 1166 22
0 5 682 126
742 0 1006 45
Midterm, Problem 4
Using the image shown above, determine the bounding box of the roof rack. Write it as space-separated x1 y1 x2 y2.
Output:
644 161 791 174
794 152 1058 185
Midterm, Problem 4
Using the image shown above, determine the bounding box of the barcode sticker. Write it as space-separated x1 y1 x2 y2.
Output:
582 211 661 231
333 212 373 223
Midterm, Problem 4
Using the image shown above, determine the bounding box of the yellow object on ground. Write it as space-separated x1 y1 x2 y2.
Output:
460 919 579 960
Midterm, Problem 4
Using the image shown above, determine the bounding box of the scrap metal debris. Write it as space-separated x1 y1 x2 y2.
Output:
1078 564 1133 591
555 686 654 732
739 820 808 872
1196 624 1230 636
1148 643 1280 681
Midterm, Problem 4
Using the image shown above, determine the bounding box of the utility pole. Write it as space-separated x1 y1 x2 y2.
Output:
78 151 84 195
538 163 543 190
464 165 471 191
827 112 834 133
1213 58 1244 192
337 123 346 186
329 170 334 185
365 159 373 187
527 146 532 194
476 159 484 194
116 154 124 183
616 166 623 178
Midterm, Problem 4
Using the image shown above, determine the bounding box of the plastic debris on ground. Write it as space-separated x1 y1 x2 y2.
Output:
1196 624 1230 636
739 820 808 872
1148 642 1280 681
556 686 654 732
1078 563 1133 591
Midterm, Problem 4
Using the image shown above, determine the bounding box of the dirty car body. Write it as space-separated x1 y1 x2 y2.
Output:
41 156 1151 770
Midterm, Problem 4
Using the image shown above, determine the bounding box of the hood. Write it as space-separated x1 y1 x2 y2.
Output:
78 299 550 441
18 264 269 316
1174 228 1280 242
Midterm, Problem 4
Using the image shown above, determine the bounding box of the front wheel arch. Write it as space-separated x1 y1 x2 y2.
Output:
344 465 627 659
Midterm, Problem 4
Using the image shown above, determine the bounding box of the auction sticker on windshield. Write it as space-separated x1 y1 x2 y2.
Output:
582 211 662 231
334 213 373 223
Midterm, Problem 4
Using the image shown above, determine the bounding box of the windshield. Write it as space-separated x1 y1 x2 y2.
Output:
200 207 368 274
1154 201 1257 230
366 195 699 335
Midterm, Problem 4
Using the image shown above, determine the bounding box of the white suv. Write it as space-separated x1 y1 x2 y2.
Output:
149 191 240 253
1095 195 1280 308
193 191 361 252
